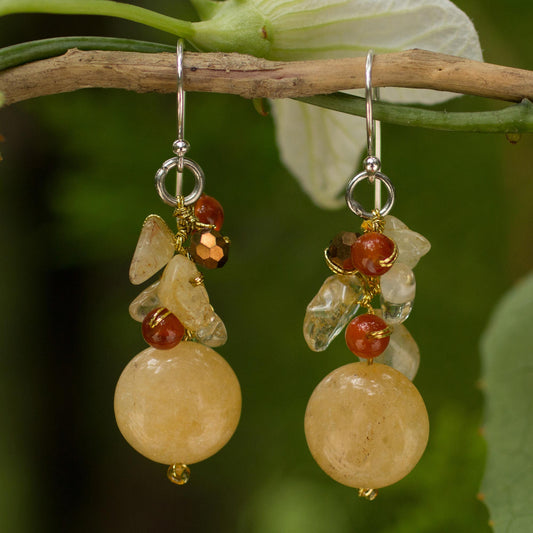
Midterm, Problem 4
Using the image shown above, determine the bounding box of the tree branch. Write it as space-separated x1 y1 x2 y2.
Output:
1 48 532 106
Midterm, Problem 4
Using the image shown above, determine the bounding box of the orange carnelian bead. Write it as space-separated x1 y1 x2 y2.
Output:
194 194 224 231
345 313 390 359
350 232 396 276
142 307 185 350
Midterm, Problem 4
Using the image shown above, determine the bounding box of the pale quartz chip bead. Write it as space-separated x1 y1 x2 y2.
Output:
129 280 160 322
129 215 175 285
114 341 241 465
361 322 420 381
304 362 429 489
157 254 216 332
384 215 431 270
303 275 362 352
380 297 413 325
380 262 415 324
196 311 228 347
381 263 416 303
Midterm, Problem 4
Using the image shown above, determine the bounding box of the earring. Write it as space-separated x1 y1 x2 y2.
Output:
303 51 431 500
114 40 241 485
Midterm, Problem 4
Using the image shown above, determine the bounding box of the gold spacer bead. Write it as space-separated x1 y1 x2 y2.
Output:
358 488 378 501
167 463 191 485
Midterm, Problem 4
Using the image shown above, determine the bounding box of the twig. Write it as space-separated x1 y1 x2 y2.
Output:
1 47 532 106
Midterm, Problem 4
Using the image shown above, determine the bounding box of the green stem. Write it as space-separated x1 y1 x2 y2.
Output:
298 94 533 134
0 37 174 71
0 0 194 37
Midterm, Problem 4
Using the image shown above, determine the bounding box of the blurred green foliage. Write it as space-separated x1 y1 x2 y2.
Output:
0 1 531 532
481 272 533 532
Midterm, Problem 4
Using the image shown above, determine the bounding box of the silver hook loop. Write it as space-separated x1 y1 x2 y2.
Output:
176 38 185 143
365 50 377 158
172 39 190 170
154 40 205 206
345 52 393 219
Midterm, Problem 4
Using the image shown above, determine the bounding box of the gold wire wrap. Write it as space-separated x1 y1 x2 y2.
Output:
355 276 381 313
377 241 398 269
183 329 195 342
189 274 205 287
172 194 215 253
361 209 386 233
358 488 378 501
367 325 393 339
148 307 172 328
324 248 359 277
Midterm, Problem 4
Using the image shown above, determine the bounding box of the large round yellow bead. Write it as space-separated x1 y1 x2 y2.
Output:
114 341 241 465
304 362 429 489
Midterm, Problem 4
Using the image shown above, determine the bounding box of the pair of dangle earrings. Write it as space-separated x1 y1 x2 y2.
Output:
114 45 431 496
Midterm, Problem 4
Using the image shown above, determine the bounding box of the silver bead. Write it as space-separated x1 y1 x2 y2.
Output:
172 139 190 156
363 155 381 174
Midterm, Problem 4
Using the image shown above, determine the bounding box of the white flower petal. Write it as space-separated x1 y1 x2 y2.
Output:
256 0 482 63
271 98 366 209
257 0 482 207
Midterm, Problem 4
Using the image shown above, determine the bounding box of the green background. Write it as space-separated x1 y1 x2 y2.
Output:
0 1 531 531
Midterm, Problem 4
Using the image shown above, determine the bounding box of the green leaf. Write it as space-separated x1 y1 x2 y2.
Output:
480 271 533 532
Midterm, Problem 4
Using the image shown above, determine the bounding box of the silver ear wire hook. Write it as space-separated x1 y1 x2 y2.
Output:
365 50 377 159
364 50 382 209
155 39 205 207
176 39 185 144
345 50 394 219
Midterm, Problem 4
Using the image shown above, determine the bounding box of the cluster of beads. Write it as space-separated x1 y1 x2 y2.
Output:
303 211 431 496
114 194 241 484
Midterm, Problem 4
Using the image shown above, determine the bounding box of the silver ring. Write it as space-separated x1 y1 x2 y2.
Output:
345 170 395 219
155 157 205 206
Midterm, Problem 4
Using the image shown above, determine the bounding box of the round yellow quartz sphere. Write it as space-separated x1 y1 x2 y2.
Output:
114 341 241 465
304 362 429 489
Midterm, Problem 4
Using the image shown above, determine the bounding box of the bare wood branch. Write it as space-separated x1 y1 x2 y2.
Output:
1 48 532 106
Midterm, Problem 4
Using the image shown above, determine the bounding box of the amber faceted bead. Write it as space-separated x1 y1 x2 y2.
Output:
327 231 358 271
194 194 224 231
142 307 185 349
350 232 396 276
345 313 390 359
189 230 229 269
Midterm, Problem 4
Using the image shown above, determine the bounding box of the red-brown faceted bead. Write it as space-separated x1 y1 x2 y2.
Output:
142 307 185 350
189 229 229 269
194 194 224 231
350 232 396 276
327 231 358 271
345 313 390 359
